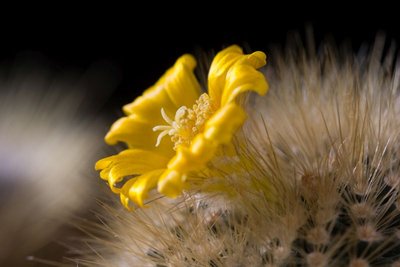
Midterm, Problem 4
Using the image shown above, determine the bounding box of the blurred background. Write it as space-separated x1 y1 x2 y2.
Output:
0 4 399 266
2 5 399 113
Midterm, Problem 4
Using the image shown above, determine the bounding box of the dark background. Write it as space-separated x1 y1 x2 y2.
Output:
1 6 399 112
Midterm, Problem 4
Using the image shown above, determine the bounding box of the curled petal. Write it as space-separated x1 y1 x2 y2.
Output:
208 46 267 107
204 103 246 144
128 169 164 207
119 169 164 209
165 137 217 174
208 45 244 105
123 88 178 125
190 134 218 159
95 149 169 193
163 55 201 108
158 137 216 197
123 54 201 122
95 155 116 171
158 169 187 198
221 59 268 107
119 178 136 210
95 149 169 171
104 115 174 157
243 51 267 69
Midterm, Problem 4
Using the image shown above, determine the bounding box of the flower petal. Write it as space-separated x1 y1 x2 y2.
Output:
220 58 268 107
165 135 217 173
95 149 169 193
95 149 168 172
163 55 202 108
204 103 246 144
104 115 174 157
119 178 136 210
243 50 267 69
119 169 164 209
157 169 187 198
128 169 164 207
123 54 201 124
158 133 220 197
123 87 178 125
208 45 244 106
208 46 267 108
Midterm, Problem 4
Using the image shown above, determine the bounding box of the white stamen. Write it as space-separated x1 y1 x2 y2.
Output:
153 125 172 132
153 108 181 147
175 106 188 121
160 108 173 125
155 130 170 147
152 94 214 149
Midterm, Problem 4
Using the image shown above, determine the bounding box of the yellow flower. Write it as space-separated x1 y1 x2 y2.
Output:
95 45 268 209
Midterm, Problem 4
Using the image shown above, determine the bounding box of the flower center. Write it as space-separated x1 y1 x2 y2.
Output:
153 93 215 150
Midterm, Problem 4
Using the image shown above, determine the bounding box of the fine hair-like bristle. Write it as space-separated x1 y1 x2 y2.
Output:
77 37 400 267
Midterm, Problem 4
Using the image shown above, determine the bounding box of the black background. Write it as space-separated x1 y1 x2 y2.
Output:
1 5 398 112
